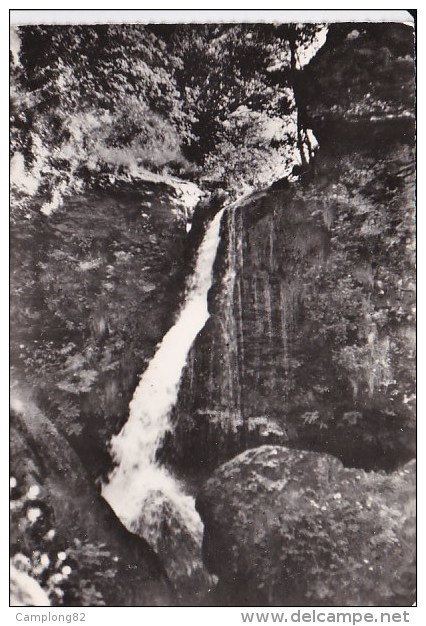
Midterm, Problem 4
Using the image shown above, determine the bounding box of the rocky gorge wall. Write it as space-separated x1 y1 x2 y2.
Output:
10 177 204 604
164 23 415 477
11 179 196 482
175 21 416 607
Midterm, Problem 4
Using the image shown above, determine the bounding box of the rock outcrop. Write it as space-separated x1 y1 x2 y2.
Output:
10 394 175 606
166 22 415 475
196 445 416 606
10 181 193 482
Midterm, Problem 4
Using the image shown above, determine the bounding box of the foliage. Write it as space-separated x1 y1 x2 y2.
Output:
10 23 324 208
10 476 109 606
304 23 415 119
164 23 326 192
10 25 191 210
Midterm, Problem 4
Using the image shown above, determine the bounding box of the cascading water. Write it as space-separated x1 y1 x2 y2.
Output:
220 209 240 411
102 207 225 600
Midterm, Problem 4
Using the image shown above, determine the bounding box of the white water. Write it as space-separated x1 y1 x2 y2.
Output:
102 208 225 583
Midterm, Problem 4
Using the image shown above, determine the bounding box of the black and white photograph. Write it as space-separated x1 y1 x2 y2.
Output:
9 9 416 611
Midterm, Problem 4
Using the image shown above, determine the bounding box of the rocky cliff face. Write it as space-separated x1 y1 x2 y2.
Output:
164 22 415 476
10 395 175 606
10 179 199 604
196 445 416 606
11 179 195 481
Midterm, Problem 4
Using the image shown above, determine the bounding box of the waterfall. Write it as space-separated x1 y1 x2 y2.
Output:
220 209 240 410
102 208 225 596
236 211 245 385
263 277 273 342
269 214 274 271
279 281 296 397
279 281 290 398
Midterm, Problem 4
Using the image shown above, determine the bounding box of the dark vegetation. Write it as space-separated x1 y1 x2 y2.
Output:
11 23 324 207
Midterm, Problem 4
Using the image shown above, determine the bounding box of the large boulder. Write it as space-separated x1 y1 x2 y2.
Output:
196 445 415 606
10 394 175 606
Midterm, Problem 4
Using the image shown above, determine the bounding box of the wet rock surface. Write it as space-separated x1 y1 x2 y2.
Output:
167 120 415 474
196 445 416 606
10 182 191 481
167 22 415 475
